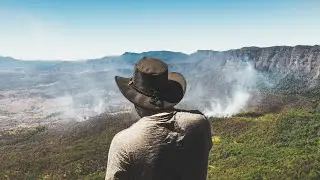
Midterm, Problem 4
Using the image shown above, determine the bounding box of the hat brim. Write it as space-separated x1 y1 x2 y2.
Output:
115 72 186 110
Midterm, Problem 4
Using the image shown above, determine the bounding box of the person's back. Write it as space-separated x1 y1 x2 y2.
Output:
105 110 212 180
105 57 212 179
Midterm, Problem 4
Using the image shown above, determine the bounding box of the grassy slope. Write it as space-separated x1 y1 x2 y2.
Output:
208 110 320 180
0 109 320 179
0 113 134 179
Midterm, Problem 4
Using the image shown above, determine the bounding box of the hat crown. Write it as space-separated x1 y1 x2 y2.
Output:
135 57 168 75
132 57 168 92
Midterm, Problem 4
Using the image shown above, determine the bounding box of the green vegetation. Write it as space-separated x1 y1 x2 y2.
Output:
0 109 320 179
0 115 133 179
208 110 320 180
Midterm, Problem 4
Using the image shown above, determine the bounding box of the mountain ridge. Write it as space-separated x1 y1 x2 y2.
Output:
0 45 318 62
1 45 319 84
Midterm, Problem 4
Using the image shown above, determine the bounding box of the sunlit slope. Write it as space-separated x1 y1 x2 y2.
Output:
1 108 319 179
207 110 320 179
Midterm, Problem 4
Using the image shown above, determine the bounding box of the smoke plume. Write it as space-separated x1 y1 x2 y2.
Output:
0 52 272 128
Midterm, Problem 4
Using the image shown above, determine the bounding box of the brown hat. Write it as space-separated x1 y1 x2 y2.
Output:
115 57 186 110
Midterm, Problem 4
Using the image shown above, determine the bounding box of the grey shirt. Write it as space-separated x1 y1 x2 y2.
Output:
105 110 212 180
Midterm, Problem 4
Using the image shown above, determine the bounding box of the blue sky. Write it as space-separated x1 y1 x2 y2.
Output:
0 0 319 60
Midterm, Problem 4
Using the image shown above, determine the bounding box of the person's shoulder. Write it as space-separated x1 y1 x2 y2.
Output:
174 109 207 120
110 119 146 148
174 109 209 128
110 128 129 145
110 122 137 144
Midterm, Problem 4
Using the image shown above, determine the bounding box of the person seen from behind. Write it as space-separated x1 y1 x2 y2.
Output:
105 57 212 180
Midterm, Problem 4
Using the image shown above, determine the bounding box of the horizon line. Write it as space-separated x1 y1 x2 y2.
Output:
1 44 319 62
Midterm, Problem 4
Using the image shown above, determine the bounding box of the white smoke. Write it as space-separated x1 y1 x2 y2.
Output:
0 53 271 127
203 90 251 117
175 54 265 117
202 62 257 117
48 55 266 119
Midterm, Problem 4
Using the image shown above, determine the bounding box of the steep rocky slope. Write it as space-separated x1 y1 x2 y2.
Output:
190 45 320 80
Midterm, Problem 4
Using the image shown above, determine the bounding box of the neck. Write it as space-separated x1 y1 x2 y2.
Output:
135 105 174 118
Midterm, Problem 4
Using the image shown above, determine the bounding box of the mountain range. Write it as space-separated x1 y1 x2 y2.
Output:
1 45 319 78
0 45 319 127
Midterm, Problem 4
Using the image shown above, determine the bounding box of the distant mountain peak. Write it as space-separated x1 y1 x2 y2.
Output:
195 50 219 54
122 52 140 56
122 50 187 56
0 56 19 61
120 50 189 61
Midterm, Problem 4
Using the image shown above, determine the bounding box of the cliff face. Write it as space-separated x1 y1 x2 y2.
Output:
190 45 320 80
240 46 320 79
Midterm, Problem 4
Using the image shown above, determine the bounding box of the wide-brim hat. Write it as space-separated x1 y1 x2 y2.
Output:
115 57 186 110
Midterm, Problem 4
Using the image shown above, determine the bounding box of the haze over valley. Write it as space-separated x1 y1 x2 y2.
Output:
1 45 319 131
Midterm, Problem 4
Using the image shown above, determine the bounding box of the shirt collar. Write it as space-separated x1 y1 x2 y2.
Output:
147 111 176 121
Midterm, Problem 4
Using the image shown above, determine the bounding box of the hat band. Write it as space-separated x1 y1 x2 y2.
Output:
128 79 164 108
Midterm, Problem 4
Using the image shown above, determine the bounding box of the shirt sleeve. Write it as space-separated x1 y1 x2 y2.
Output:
105 133 130 180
